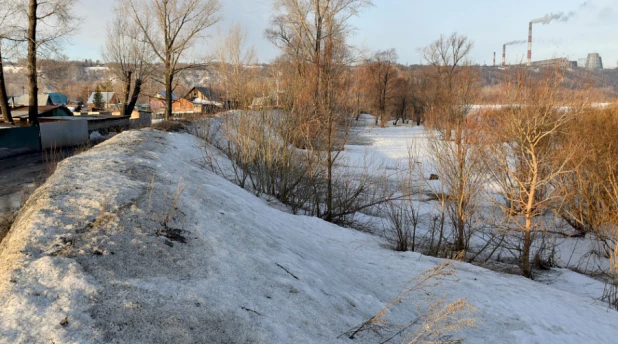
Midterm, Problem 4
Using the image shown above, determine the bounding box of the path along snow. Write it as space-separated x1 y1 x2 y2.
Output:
0 129 616 343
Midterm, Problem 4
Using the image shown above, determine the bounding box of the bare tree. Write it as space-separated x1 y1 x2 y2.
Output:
103 11 154 116
19 0 79 124
119 0 221 120
214 22 256 109
421 33 482 256
422 33 474 142
484 67 584 278
267 0 372 222
364 48 398 127
0 1 19 124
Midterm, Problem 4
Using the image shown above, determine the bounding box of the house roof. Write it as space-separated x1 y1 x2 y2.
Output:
87 92 116 104
8 105 74 119
46 93 68 106
16 94 53 107
189 86 219 100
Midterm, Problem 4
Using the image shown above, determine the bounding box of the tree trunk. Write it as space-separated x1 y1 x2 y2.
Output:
27 0 38 125
0 46 13 124
164 72 173 121
455 139 466 252
522 219 532 278
126 78 142 117
121 71 132 116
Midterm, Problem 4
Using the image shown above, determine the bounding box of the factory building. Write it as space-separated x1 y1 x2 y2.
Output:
530 58 576 69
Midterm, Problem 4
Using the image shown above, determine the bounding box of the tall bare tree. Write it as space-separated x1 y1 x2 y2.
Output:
103 12 154 116
484 67 584 278
20 0 78 124
214 22 256 109
365 48 398 127
422 33 474 142
267 0 372 222
422 33 480 255
0 1 19 124
119 0 221 120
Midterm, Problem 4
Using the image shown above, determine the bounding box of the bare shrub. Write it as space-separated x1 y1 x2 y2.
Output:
427 127 486 257
602 242 618 311
554 105 618 247
384 144 423 251
43 144 65 176
383 199 415 251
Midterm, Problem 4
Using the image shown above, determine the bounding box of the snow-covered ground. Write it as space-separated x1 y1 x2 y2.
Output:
0 128 617 343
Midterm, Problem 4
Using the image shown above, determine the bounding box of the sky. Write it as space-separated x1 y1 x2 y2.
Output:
69 0 618 68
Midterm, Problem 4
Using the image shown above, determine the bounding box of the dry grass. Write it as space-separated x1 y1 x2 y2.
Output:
343 261 478 343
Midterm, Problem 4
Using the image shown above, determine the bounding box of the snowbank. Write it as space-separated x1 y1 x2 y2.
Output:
0 130 617 343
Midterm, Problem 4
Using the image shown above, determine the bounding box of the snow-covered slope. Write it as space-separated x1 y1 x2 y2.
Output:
0 130 616 343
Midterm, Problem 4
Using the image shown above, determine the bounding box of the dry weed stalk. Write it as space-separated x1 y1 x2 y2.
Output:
344 261 477 343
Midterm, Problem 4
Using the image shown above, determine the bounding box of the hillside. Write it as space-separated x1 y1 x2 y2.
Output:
0 129 617 343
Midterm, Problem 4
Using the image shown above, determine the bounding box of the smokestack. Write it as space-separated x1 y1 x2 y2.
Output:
493 52 496 66
502 44 506 66
527 22 532 66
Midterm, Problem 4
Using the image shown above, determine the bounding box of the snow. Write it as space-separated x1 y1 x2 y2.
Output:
0 128 617 343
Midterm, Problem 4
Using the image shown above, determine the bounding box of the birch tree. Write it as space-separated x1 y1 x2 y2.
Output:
485 67 583 278
119 0 221 120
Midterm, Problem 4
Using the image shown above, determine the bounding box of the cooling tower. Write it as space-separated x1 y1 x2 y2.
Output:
585 53 603 70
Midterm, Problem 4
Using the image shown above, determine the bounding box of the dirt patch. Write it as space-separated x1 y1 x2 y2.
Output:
151 120 187 132
0 214 15 245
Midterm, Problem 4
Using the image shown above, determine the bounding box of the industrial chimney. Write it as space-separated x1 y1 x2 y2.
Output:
527 22 532 66
502 44 506 66
493 52 496 66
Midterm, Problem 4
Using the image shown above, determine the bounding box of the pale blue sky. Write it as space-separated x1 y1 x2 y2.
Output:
69 0 618 67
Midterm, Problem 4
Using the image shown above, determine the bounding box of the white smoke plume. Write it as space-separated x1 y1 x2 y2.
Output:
504 40 527 46
530 11 574 24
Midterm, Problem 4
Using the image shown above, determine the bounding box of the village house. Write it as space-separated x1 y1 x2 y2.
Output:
87 92 118 110
149 90 175 114
150 91 194 117
185 86 224 114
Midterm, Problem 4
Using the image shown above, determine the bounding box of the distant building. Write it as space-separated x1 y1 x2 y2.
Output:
149 91 178 114
585 53 603 70
529 58 574 68
87 92 118 109
17 93 67 107
184 86 223 114
185 86 219 102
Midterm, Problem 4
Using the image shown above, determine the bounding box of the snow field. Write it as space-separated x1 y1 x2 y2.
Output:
0 129 616 343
